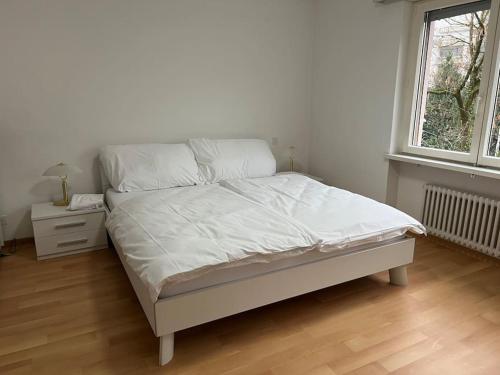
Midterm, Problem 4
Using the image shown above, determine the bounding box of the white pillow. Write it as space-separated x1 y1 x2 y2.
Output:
188 138 276 183
99 144 202 192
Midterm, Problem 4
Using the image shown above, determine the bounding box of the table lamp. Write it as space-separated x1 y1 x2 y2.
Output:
288 146 296 172
43 162 82 206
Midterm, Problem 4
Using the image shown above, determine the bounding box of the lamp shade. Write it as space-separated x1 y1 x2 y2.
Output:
43 162 82 177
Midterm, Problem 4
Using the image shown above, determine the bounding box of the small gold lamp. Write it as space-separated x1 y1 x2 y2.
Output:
43 162 82 206
288 146 296 172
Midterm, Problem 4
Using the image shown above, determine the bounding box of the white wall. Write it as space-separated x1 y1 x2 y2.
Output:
309 0 407 202
310 0 500 225
0 0 314 240
4 0 496 242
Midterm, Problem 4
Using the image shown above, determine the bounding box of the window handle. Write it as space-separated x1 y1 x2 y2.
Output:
475 96 482 114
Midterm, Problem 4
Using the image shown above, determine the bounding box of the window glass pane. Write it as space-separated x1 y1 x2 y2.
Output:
486 76 500 157
413 2 490 153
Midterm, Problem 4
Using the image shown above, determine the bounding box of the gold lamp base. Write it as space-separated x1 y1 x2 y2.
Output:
52 177 70 206
53 199 69 207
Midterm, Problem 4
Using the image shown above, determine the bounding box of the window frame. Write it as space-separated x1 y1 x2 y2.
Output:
477 2 500 167
401 0 500 166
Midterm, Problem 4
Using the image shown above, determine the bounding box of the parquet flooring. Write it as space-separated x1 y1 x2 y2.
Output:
1 236 499 374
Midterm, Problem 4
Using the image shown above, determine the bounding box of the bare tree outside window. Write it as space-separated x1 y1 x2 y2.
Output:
413 9 489 153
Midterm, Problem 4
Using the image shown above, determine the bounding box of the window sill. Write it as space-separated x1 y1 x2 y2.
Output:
385 153 500 180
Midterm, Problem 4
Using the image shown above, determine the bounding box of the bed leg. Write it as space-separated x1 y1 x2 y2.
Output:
389 265 408 286
159 333 174 366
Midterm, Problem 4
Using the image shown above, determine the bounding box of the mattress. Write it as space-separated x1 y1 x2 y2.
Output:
156 236 405 298
106 177 425 303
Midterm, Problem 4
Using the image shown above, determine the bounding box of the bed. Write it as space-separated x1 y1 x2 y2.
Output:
100 140 425 366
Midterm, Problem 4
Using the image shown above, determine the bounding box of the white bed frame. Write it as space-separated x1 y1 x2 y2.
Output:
100 167 414 366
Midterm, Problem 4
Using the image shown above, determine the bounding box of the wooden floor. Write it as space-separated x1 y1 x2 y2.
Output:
1 237 500 374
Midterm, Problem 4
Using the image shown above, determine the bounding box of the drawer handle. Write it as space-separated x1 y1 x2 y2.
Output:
57 238 88 247
54 221 86 229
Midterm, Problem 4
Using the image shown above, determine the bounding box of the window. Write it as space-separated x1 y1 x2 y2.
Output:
486 77 500 156
403 0 500 169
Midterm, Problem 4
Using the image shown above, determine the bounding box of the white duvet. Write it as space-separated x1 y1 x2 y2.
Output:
221 174 425 248
107 183 319 302
107 175 425 302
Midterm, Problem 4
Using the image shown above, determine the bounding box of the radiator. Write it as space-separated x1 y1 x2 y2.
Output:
422 184 500 257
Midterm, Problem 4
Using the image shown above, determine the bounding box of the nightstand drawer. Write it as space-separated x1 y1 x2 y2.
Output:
33 212 105 237
35 229 107 257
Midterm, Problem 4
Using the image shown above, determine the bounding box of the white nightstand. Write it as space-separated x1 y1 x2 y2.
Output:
277 171 324 183
31 203 108 260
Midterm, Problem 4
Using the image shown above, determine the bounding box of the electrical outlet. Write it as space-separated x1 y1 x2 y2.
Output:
271 137 279 146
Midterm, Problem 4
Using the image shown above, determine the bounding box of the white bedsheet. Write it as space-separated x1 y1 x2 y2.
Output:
156 236 405 297
221 175 425 248
106 184 319 302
